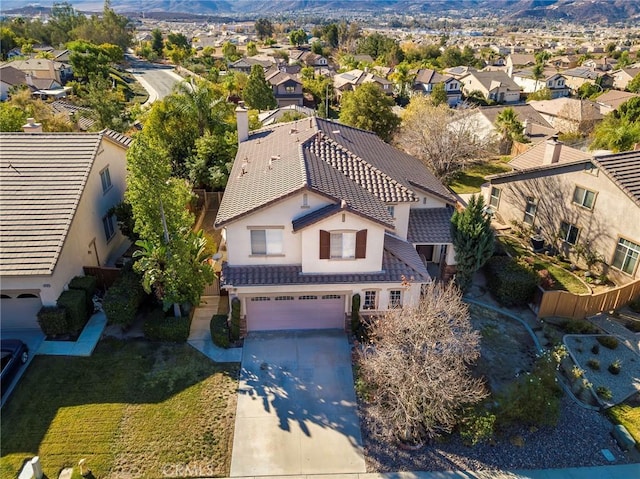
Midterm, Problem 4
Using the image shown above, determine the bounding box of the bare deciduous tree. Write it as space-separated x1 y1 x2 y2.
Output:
394 95 493 183
356 282 487 444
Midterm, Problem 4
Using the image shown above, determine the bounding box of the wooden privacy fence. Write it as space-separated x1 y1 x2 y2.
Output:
83 266 122 290
537 278 640 319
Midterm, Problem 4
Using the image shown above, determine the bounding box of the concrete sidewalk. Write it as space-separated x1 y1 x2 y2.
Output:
226 463 640 479
187 296 242 363
37 311 107 356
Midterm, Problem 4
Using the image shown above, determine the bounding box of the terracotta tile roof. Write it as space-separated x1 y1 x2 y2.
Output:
222 233 430 286
407 208 454 244
0 131 126 276
592 150 640 207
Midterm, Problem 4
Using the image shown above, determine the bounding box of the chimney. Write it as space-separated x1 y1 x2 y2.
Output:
22 118 42 133
522 118 530 136
542 135 562 165
236 104 248 144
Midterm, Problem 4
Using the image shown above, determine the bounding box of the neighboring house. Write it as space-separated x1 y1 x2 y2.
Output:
215 112 457 334
443 65 477 80
511 70 570 98
333 68 393 99
548 54 579 70
289 49 329 69
484 140 640 285
228 57 274 74
466 104 556 145
0 127 131 331
0 64 67 100
4 58 72 84
258 105 315 126
265 69 304 107
611 67 640 91
582 57 615 72
411 68 462 106
51 100 96 130
594 90 640 115
529 97 604 135
505 53 536 76
562 67 613 91
459 70 522 104
0 65 26 101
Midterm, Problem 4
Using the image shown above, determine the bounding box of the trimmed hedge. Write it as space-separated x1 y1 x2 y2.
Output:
69 275 97 311
485 256 539 307
210 314 230 348
143 309 191 342
37 306 68 336
230 297 241 341
103 271 145 326
57 289 88 333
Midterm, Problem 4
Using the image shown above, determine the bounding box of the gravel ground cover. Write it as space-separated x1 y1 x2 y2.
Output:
360 397 630 471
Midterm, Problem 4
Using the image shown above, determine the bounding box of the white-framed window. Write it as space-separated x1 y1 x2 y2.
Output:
275 296 294 301
363 290 377 310
612 238 640 275
100 167 112 193
322 294 341 299
102 214 115 241
572 186 596 210
489 187 501 208
250 228 283 255
285 85 295 93
299 295 318 300
559 221 580 245
330 231 356 259
523 197 537 225
251 297 271 301
389 290 402 308
387 205 395 218
301 193 309 208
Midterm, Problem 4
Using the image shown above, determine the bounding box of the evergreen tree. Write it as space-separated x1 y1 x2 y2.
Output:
338 83 399 142
450 195 495 292
243 64 276 111
151 29 164 56
430 82 448 107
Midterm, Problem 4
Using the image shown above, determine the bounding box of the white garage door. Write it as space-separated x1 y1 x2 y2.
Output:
1 293 42 330
246 294 345 331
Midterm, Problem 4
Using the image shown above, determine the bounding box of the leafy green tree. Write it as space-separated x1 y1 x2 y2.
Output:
534 50 551 65
450 194 495 292
339 83 399 142
243 64 276 111
590 115 640 153
0 103 27 132
67 40 112 80
531 63 545 92
289 29 307 47
246 41 258 57
151 28 164 56
389 62 415 100
49 1 85 46
71 0 131 49
430 82 448 106
323 23 339 49
254 18 273 41
0 27 17 60
627 72 640 93
187 131 238 190
616 97 640 123
527 87 552 101
494 107 525 154
440 46 463 68
357 32 403 65
577 82 603 100
221 41 239 62
82 74 126 131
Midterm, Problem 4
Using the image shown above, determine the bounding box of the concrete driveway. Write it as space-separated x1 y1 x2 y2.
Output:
230 331 366 476
0 329 44 408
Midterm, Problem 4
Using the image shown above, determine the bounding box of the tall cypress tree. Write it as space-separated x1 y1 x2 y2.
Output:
450 194 495 292
243 64 277 111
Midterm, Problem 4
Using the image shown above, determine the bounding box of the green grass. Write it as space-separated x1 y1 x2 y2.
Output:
607 404 640 450
496 236 590 294
449 158 512 194
0 340 239 479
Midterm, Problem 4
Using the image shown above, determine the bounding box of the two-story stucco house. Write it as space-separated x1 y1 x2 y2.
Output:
265 69 304 107
511 70 570 98
0 126 131 331
483 140 640 285
459 70 522 104
215 112 457 334
411 68 462 106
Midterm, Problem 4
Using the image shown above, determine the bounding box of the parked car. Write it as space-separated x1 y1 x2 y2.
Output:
1 339 29 396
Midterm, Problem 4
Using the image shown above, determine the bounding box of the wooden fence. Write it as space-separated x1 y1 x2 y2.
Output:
536 278 640 319
83 266 122 290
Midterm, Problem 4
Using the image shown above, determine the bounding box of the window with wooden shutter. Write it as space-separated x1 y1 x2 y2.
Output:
319 230 330 259
355 229 367 258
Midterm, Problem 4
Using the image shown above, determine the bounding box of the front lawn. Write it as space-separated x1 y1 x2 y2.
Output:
0 340 239 479
449 157 512 194
607 403 640 449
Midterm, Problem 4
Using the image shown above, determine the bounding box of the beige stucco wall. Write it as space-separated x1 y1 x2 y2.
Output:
0 137 129 306
487 163 640 283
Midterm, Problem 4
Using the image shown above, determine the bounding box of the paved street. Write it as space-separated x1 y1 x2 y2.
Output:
125 54 183 102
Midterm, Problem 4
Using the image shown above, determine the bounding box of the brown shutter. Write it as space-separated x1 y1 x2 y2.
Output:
319 230 330 259
355 229 367 259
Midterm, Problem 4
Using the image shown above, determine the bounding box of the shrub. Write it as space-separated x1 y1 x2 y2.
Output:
485 256 539 307
608 359 622 375
143 309 191 342
596 335 619 350
570 365 584 380
628 297 640 313
496 346 566 428
37 306 68 336
103 271 145 327
210 314 230 348
587 358 600 370
597 386 613 400
351 293 361 335
459 408 496 446
537 269 555 290
561 319 599 335
230 297 241 341
57 289 88 333
68 275 97 311
591 344 600 354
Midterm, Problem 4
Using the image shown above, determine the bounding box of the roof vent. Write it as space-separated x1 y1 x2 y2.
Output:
270 155 281 161
340 199 347 209
239 161 249 177
289 128 298 134
332 130 341 135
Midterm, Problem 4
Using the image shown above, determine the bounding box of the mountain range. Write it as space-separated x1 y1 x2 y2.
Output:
2 0 639 23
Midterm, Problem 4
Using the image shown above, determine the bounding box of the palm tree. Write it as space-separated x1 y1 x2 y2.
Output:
389 62 415 99
494 107 524 155
171 78 225 136
531 63 545 93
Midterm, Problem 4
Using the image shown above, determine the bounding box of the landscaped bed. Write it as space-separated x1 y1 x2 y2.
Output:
0 340 239 479
358 303 630 471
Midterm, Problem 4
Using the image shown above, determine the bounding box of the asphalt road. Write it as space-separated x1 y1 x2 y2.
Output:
125 54 183 102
